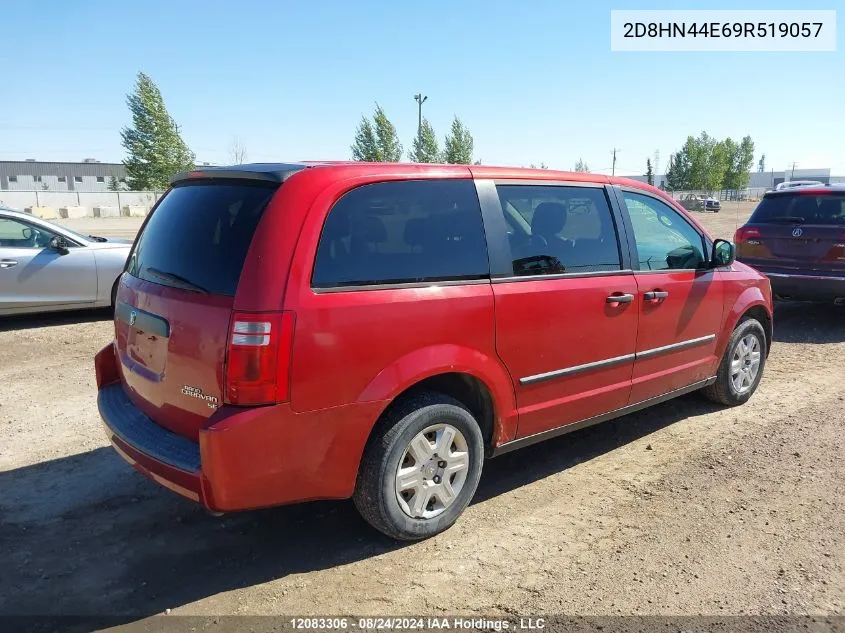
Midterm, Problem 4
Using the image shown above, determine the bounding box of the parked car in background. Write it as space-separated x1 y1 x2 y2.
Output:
702 196 721 212
0 206 131 315
95 163 773 541
679 194 721 212
736 184 845 304
775 180 825 191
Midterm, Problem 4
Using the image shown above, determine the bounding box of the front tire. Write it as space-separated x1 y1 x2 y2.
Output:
353 392 484 541
702 317 767 406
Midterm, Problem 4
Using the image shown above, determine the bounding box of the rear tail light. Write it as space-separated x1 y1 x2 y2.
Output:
735 226 761 245
224 311 295 406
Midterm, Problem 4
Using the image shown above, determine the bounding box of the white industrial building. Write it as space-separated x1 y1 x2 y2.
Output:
0 159 127 192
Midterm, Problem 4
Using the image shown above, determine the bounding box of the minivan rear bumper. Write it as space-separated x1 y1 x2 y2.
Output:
96 345 388 512
99 384 204 502
761 269 845 301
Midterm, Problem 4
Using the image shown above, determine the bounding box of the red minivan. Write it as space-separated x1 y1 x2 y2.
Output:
95 163 773 540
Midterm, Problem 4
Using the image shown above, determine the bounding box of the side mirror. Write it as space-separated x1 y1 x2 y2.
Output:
711 239 735 268
49 235 70 255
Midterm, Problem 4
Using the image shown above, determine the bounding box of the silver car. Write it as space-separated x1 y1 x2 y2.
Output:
0 206 132 315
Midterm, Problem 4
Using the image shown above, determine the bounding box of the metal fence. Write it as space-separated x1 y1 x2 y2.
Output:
0 190 165 217
666 188 768 204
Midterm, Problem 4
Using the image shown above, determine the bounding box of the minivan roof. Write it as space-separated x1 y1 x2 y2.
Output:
172 161 665 190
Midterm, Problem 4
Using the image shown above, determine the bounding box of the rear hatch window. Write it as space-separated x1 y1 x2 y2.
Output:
117 180 278 440
127 182 278 296
750 193 845 225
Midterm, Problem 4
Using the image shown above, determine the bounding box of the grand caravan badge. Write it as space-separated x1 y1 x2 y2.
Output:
181 385 219 409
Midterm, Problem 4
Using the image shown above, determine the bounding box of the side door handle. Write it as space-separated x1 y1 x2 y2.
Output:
643 290 669 302
606 292 635 305
0 259 18 269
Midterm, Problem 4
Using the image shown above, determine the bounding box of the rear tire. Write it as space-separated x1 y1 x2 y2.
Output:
702 317 767 406
353 392 484 541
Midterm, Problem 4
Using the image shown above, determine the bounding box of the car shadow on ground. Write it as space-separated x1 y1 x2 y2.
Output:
772 301 845 344
0 394 720 627
0 308 112 332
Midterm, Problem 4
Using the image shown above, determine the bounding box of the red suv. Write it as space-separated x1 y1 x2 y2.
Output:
95 163 773 540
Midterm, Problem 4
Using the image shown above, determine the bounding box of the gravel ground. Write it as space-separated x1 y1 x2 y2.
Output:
1 205 843 626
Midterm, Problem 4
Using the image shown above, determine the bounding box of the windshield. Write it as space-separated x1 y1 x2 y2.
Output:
750 193 845 224
59 224 96 243
126 181 277 296
7 214 93 243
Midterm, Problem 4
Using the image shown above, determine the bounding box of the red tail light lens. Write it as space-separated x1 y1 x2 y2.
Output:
224 311 294 406
734 226 761 244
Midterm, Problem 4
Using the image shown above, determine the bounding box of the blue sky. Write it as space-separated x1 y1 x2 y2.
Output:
0 0 841 176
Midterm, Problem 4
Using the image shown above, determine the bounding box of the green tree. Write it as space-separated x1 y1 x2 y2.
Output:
706 139 730 192
665 132 754 192
646 158 654 185
665 149 691 190
107 174 121 191
409 117 440 163
723 135 755 190
374 105 402 162
529 162 548 169
351 116 379 161
574 158 589 173
668 133 717 190
686 133 712 190
120 72 196 190
351 104 402 162
443 117 474 164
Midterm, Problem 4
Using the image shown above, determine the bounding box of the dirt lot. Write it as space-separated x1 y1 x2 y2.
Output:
1 205 843 626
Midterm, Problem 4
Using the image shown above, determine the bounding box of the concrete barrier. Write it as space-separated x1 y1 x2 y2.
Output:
59 206 88 219
93 206 120 218
122 205 148 217
26 207 58 219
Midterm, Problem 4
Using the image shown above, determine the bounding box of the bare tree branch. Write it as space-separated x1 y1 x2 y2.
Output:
229 137 248 164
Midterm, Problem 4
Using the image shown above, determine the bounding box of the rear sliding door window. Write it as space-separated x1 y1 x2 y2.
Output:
495 185 622 276
312 179 488 288
126 182 276 296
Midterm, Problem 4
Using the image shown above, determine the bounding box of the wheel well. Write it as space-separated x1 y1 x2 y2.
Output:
741 305 772 355
383 373 496 455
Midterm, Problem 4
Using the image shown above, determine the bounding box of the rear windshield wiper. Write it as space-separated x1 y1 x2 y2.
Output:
145 267 209 294
765 216 806 224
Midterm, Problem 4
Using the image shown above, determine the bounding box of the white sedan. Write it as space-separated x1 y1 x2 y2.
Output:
0 206 132 316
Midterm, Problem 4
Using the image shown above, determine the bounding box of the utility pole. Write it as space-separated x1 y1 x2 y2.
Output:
612 147 619 176
414 93 428 139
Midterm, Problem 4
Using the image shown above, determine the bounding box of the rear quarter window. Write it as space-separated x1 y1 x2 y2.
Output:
126 182 277 296
312 179 489 288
